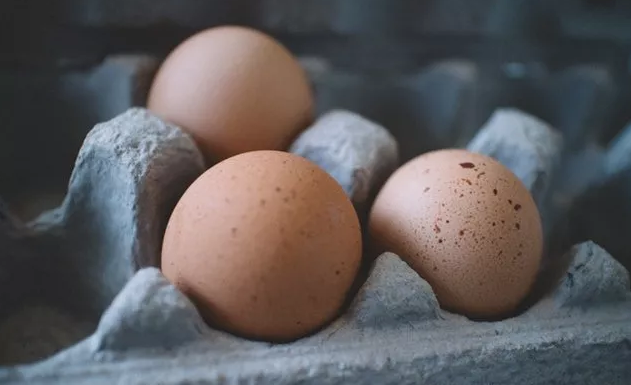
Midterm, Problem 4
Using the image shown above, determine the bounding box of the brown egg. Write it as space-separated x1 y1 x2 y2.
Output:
147 26 314 164
161 150 362 342
369 149 543 318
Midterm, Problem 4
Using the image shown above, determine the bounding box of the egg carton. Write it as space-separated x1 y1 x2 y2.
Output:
50 0 629 41
0 90 631 384
0 55 161 221
4 2 631 384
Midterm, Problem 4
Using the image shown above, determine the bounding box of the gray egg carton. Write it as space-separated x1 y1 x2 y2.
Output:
1 99 630 384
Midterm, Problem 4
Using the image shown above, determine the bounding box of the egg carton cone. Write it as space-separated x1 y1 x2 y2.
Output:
0 96 630 384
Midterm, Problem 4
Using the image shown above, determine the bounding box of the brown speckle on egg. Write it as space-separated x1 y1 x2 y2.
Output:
369 149 543 319
161 150 361 342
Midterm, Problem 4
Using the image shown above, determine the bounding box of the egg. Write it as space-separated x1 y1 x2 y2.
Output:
369 149 543 318
161 150 362 342
147 26 314 164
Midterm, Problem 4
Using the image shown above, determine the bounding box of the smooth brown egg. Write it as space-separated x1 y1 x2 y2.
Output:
369 149 543 318
147 26 314 164
161 150 362 342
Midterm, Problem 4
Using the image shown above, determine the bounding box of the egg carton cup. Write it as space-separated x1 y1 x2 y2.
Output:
0 106 630 385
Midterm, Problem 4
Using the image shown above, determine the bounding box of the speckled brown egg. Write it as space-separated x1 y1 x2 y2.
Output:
369 149 543 318
161 150 362 342
147 26 314 164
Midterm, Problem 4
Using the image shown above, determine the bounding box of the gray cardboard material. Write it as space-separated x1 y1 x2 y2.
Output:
0 54 160 221
467 108 563 208
37 108 205 316
60 0 556 38
605 119 631 177
1 245 630 384
309 61 478 161
289 110 399 218
347 253 442 327
403 61 479 150
94 268 206 351
544 66 615 150
0 108 629 384
554 241 631 308
568 121 631 272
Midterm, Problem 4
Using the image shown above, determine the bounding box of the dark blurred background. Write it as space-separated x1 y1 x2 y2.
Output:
1 0 631 219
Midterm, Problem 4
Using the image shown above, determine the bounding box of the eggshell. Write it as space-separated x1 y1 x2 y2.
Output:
369 149 543 318
147 26 314 164
161 150 362 342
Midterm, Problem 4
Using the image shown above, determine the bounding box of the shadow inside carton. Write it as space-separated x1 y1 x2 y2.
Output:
0 304 96 366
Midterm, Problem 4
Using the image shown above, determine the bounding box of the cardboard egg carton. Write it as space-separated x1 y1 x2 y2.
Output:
0 91 630 383
3 2 631 383
53 0 629 42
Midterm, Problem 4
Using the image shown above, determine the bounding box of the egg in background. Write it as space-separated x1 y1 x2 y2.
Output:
148 26 314 165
